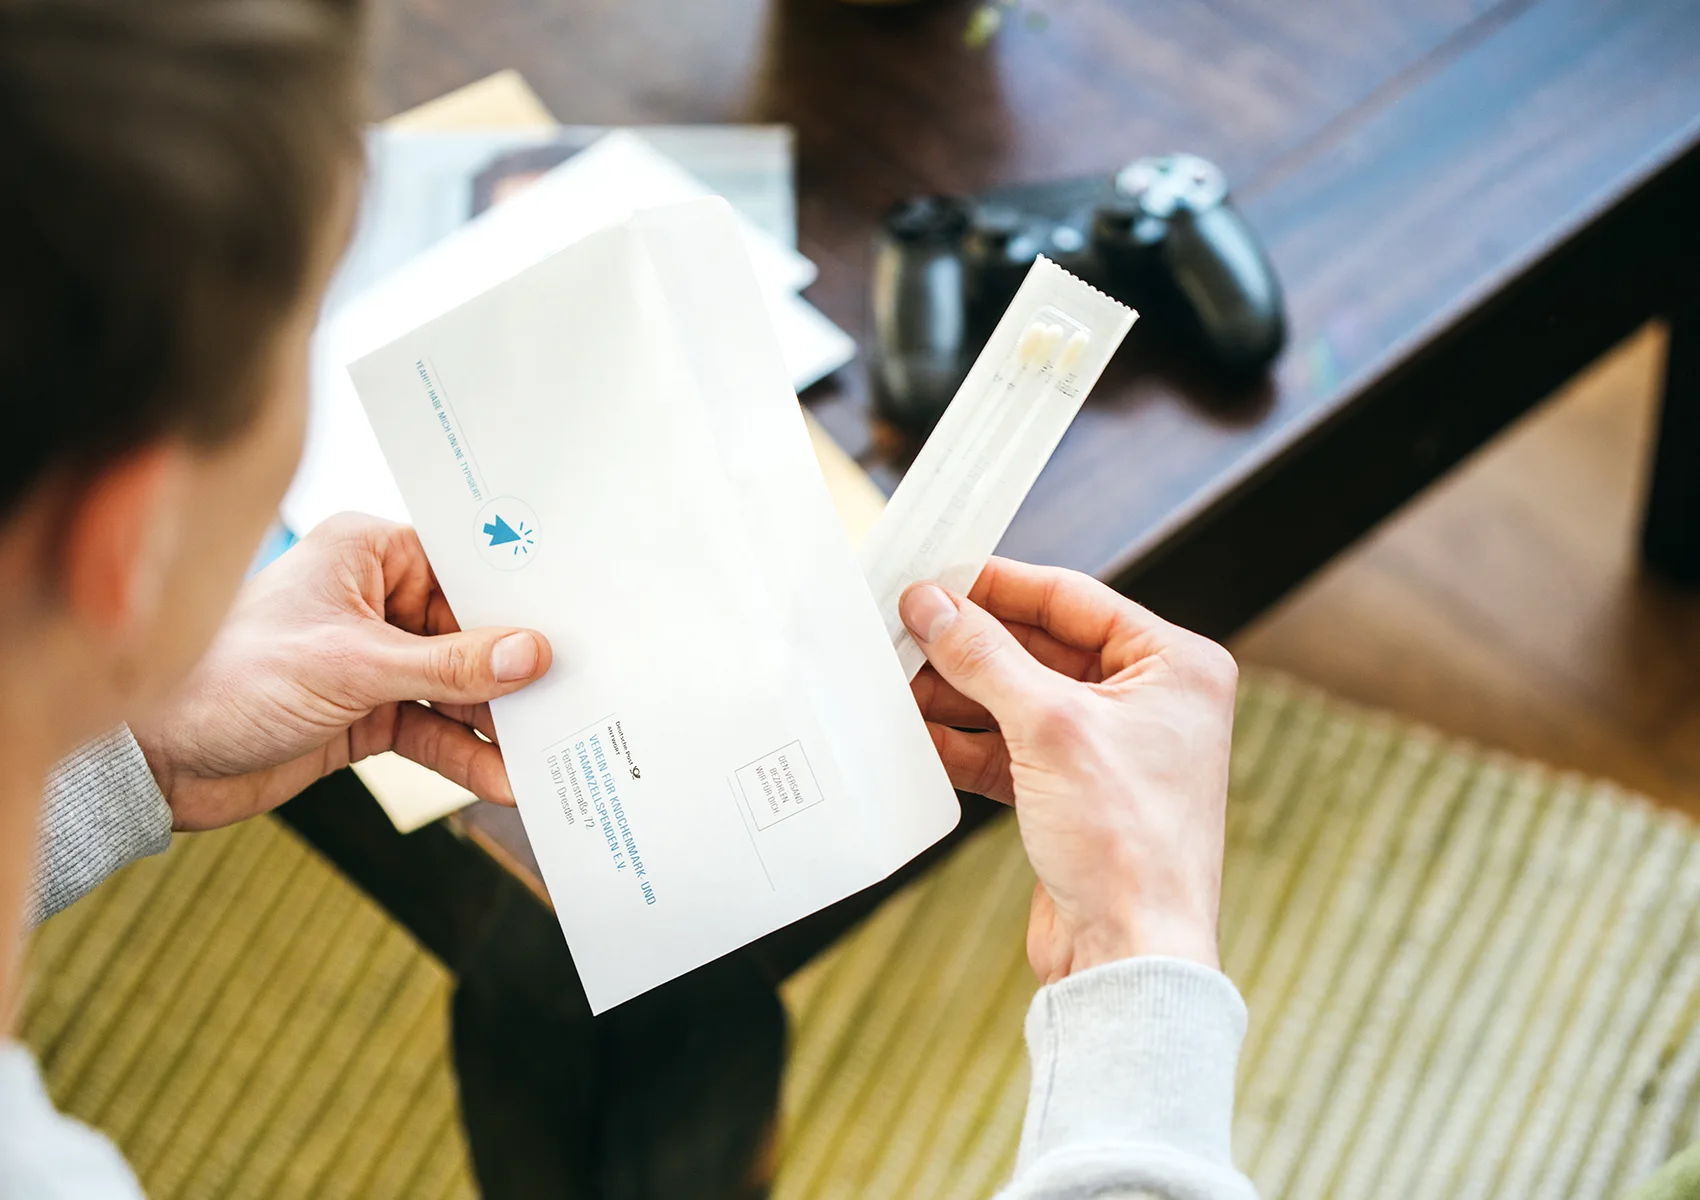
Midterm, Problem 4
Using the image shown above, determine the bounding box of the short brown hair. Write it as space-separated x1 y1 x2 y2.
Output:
0 0 363 515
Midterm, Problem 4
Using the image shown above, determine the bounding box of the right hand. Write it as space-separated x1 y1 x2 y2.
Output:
902 558 1237 984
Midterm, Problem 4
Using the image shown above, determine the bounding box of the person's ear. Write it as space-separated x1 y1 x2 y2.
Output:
62 443 189 637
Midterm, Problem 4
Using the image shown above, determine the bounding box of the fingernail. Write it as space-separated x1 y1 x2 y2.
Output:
900 584 958 644
491 632 539 682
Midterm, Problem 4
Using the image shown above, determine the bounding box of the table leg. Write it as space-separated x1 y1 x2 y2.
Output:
1644 304 1700 583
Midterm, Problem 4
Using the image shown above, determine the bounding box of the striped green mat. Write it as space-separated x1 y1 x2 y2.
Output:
773 672 1700 1200
22 671 1700 1198
20 814 472 1200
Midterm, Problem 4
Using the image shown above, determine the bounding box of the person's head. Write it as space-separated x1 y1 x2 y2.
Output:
0 0 362 750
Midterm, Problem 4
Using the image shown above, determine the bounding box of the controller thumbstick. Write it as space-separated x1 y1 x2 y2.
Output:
1115 160 1160 198
882 195 972 244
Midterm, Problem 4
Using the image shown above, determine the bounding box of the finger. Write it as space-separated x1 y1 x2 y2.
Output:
387 702 520 806
364 521 462 640
900 582 1062 719
912 627 1099 725
911 666 997 730
1005 621 1104 682
424 586 462 638
372 522 437 635
927 724 1014 804
309 514 432 633
370 624 553 707
432 700 499 743
969 557 1169 654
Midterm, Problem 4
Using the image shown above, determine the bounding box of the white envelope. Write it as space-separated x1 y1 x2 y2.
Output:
282 131 855 535
349 198 959 1012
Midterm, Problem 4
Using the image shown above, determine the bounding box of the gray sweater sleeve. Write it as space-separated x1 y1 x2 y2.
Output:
997 957 1259 1200
26 727 172 927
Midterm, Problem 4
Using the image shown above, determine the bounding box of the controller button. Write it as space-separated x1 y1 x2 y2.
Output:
1115 161 1159 197
1005 232 1044 264
1134 215 1167 245
1050 226 1085 253
1166 154 1228 208
882 195 972 243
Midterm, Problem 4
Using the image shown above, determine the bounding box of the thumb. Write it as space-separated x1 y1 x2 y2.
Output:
900 582 1056 719
374 625 552 707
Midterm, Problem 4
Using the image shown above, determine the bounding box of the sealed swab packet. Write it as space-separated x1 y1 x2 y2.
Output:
860 256 1136 679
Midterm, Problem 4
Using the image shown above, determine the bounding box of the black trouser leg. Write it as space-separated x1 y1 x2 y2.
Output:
450 887 600 1198
594 955 785 1200
450 795 1005 1197
449 888 784 1200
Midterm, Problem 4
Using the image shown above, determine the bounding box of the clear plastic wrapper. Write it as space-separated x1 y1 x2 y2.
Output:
860 256 1137 678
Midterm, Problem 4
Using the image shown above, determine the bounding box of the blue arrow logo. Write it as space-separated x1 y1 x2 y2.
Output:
483 515 522 546
474 498 537 568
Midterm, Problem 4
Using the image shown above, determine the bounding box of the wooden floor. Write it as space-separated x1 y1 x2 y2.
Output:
1232 322 1700 818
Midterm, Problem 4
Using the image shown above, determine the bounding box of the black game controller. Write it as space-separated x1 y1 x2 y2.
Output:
870 153 1285 429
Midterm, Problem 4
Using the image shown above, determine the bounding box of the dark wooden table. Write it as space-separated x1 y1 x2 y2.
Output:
281 1 1700 1194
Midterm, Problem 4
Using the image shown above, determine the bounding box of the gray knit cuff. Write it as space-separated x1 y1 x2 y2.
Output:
27 727 172 927
1014 956 1250 1189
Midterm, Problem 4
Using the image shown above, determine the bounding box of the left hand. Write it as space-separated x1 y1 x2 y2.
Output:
131 513 552 831
904 558 1235 981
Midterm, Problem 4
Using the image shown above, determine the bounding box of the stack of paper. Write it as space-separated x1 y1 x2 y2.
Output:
328 124 802 312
